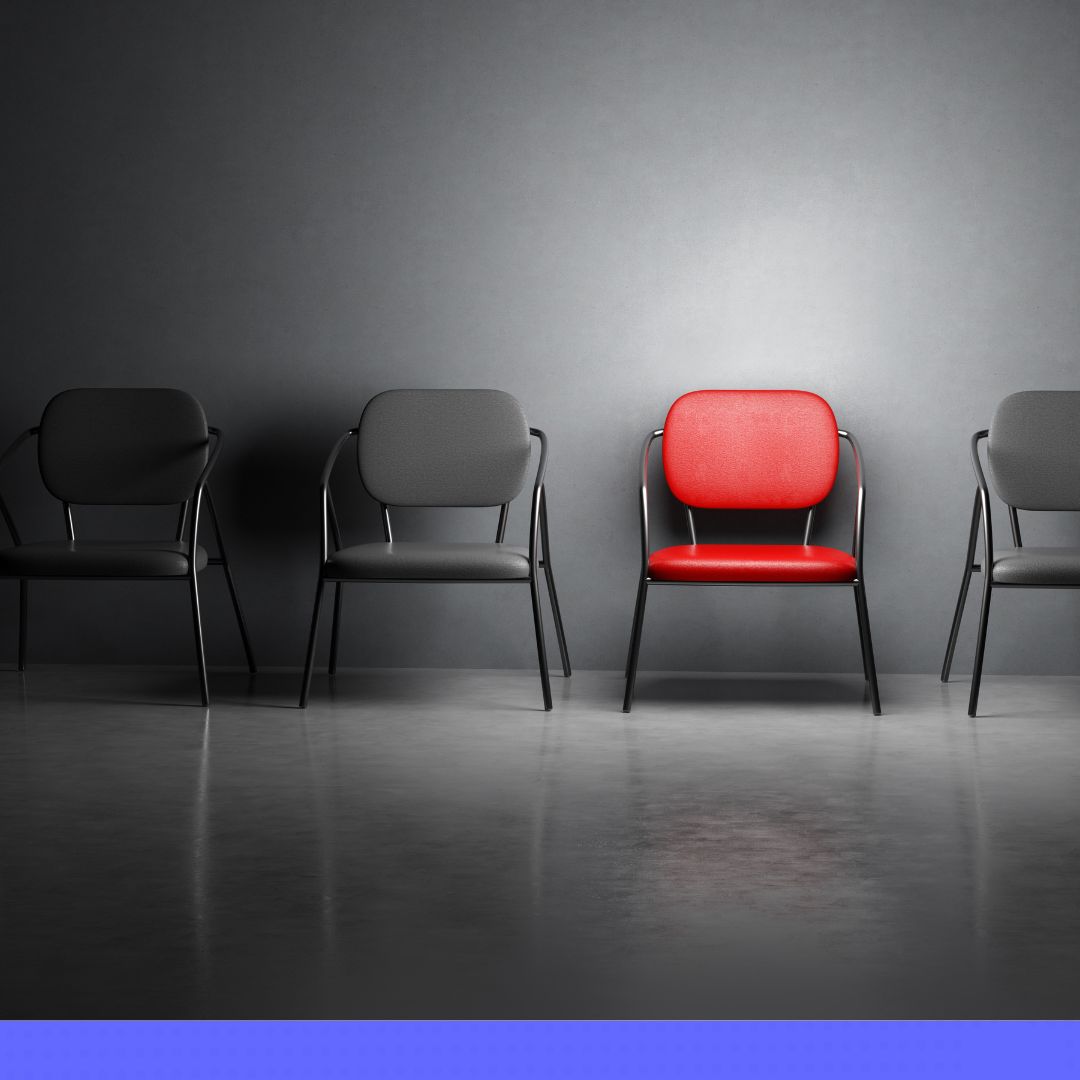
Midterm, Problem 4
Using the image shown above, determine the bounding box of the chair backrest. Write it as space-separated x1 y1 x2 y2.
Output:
358 389 532 507
662 390 839 510
38 388 209 505
988 391 1080 510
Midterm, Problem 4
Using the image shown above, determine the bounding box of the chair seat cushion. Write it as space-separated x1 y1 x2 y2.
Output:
648 544 857 583
326 542 531 581
0 540 207 578
993 547 1080 585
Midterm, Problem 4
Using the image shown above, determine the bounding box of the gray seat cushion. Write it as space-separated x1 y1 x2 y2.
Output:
326 542 530 581
992 547 1080 585
0 540 207 578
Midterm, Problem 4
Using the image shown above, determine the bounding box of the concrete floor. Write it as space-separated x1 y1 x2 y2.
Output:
2 665 1080 1018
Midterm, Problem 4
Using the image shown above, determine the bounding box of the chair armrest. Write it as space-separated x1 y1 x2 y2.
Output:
638 430 664 574
318 429 359 564
0 427 39 545
837 430 868 577
970 430 993 574
187 428 225 555
528 428 549 570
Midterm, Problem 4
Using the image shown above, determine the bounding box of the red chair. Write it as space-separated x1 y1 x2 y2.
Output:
623 390 881 713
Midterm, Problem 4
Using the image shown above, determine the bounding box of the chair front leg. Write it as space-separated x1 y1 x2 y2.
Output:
853 581 882 715
189 574 210 707
529 576 553 711
622 576 649 713
968 575 993 717
328 584 343 676
17 579 27 672
299 576 326 708
942 492 981 683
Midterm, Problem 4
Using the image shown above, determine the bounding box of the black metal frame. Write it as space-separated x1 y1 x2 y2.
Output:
622 427 881 714
0 425 256 706
298 427 571 709
940 429 1065 717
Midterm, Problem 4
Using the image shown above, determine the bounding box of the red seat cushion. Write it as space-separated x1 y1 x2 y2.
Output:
648 544 857 583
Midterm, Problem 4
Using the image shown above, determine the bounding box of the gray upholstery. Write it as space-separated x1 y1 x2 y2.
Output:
992 547 1080 586
39 388 209 505
0 540 207 578
326 542 530 581
358 390 531 507
988 391 1080 510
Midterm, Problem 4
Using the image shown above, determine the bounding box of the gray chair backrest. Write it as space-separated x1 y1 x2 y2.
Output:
988 391 1080 510
39 388 209 505
358 389 532 507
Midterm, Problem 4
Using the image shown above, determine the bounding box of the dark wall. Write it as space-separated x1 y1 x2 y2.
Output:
4 0 1080 673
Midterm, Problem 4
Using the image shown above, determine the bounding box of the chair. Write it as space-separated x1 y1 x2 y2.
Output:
298 389 571 709
622 389 881 713
941 391 1080 716
0 388 256 705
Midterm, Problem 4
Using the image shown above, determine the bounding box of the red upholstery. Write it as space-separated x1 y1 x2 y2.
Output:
662 390 839 509
649 544 857 583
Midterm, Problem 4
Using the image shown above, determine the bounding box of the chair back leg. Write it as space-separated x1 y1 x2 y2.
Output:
622 577 649 712
528 576 553 711
188 576 210 707
220 561 257 674
17 579 28 672
942 492 981 682
539 492 571 677
299 576 326 708
854 582 882 715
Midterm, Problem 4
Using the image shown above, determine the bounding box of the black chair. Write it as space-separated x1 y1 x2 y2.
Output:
0 388 256 705
299 389 571 709
942 391 1080 716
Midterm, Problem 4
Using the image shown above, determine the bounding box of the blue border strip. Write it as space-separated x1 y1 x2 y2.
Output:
2 1021 1077 1079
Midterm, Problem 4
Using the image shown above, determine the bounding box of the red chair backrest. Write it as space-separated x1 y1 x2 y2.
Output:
662 390 839 510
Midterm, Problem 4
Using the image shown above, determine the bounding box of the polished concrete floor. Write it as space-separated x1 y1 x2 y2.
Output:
2 665 1080 1018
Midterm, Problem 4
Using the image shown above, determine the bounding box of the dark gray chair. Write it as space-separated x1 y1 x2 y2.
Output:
299 389 571 709
942 391 1080 716
0 388 256 705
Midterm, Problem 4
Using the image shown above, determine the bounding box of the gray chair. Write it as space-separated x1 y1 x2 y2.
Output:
299 389 571 709
0 388 256 705
942 391 1080 716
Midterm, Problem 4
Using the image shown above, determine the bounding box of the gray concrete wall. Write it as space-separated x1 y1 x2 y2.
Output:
4 0 1080 674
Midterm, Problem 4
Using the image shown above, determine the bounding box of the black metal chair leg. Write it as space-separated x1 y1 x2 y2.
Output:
529 577 553 711
539 491 570 677
328 584 342 676
189 575 210 707
299 577 326 709
853 586 871 683
542 568 571 677
622 577 648 713
17 579 27 672
220 561 257 674
854 582 882 715
968 578 993 718
942 492 981 682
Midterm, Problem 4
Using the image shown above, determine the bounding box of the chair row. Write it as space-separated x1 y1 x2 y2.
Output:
0 387 1075 717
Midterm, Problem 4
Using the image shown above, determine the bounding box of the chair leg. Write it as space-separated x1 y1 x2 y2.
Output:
942 492 981 682
189 575 210 707
542 567 571 677
622 577 648 713
299 577 326 709
529 577 553 711
220 561 257 674
854 582 882 716
17 579 27 672
539 491 571 676
328 584 342 677
968 577 993 718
